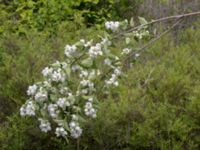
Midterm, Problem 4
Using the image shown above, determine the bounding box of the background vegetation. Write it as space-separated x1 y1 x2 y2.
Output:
0 0 200 149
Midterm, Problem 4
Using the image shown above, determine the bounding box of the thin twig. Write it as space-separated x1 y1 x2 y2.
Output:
124 18 183 61
115 11 200 38
70 52 86 66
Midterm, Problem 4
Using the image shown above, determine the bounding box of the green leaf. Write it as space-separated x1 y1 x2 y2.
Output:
82 95 93 100
130 17 135 27
138 17 148 25
125 37 131 44
65 66 71 77
81 57 93 67
83 0 99 4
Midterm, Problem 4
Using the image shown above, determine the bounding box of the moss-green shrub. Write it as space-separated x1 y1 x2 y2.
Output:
74 25 200 149
0 0 144 35
1 20 200 149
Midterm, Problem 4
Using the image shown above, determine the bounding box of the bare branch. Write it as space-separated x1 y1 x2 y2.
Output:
123 18 183 61
115 11 200 38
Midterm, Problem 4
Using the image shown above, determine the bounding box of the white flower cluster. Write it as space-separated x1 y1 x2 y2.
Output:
55 127 68 137
64 45 77 57
20 19 149 140
69 121 82 138
84 98 96 118
20 101 35 116
122 48 131 55
80 79 94 88
132 30 150 40
34 87 48 102
27 84 37 96
57 97 70 109
105 67 121 87
48 104 59 118
20 58 97 139
105 21 120 32
38 118 51 133
88 43 102 58
42 66 66 82
104 58 112 66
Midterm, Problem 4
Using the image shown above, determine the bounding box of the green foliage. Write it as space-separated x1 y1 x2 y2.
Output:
1 12 200 150
0 25 102 121
73 24 200 149
0 0 145 35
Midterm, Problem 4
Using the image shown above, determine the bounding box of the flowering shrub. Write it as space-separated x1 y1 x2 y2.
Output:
20 19 149 139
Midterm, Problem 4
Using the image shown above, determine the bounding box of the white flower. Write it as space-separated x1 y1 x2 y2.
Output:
79 70 89 78
114 67 121 76
84 102 97 118
69 121 82 138
38 118 51 133
135 53 140 57
81 89 88 94
55 127 68 137
105 21 120 32
85 102 92 108
122 48 131 55
51 69 65 82
80 39 85 44
69 121 76 128
42 67 53 77
57 98 70 109
34 88 47 102
20 101 36 116
80 80 94 88
20 105 26 116
64 45 77 57
71 114 78 121
88 97 93 102
104 58 112 66
80 79 88 86
105 74 119 87
88 43 103 58
27 84 37 96
48 104 59 118
113 81 119 86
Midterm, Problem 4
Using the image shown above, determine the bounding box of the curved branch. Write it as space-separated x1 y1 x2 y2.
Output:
123 18 183 61
115 11 200 38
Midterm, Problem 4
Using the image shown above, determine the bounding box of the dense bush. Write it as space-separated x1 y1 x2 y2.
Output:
0 0 144 35
71 25 200 149
1 0 200 149
1 18 200 149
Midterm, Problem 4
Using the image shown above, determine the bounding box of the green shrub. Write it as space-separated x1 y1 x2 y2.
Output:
0 0 144 35
73 26 200 149
1 19 200 149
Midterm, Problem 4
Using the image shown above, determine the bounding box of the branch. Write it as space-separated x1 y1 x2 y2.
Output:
71 11 200 67
98 18 183 86
116 11 200 38
123 18 183 61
